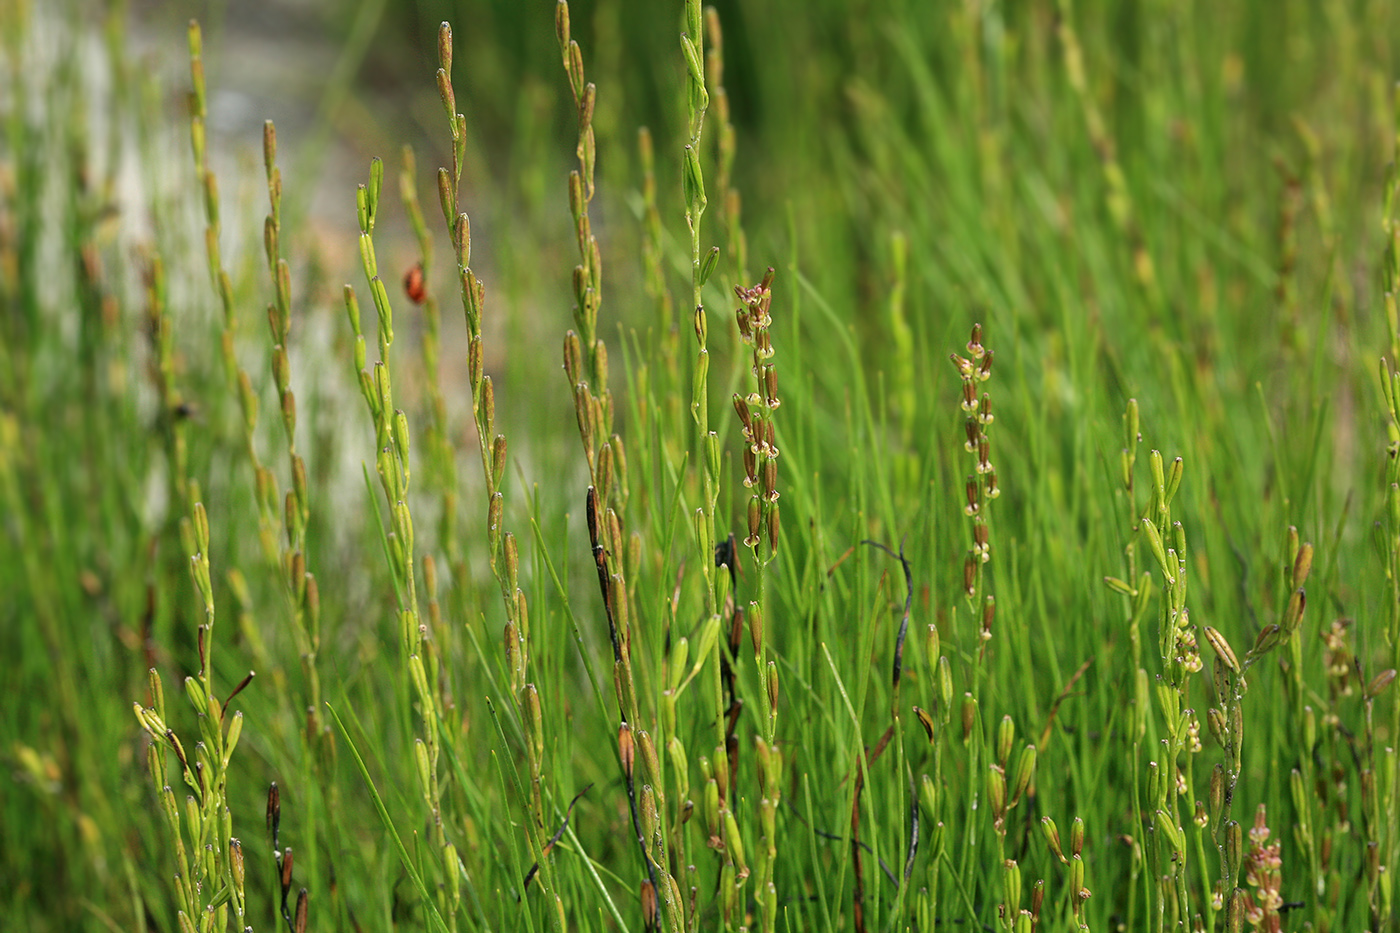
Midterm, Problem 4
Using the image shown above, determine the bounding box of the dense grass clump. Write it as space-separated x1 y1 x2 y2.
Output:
4 1 1400 931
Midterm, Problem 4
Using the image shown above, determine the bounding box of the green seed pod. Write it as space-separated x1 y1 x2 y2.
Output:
767 661 779 724
641 784 659 844
1011 745 1036 804
443 842 461 909
669 637 689 693
184 676 207 716
920 773 939 819
712 744 729 800
525 685 544 763
1289 768 1307 822
1165 456 1184 505
1041 817 1066 863
762 735 782 796
667 736 689 800
699 246 720 287
938 657 954 718
1292 540 1314 589
724 811 746 870
997 716 1015 767
184 794 201 841
1140 517 1173 584
1207 707 1228 748
224 711 244 767
1281 588 1306 634
1135 668 1150 739
504 532 520 600
638 730 661 789
1223 820 1242 881
149 669 167 721
986 765 1007 821
367 157 384 221
1003 858 1022 919
1209 764 1225 829
1154 809 1184 852
414 738 432 799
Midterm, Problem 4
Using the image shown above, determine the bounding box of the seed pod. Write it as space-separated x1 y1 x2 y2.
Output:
280 845 294 898
525 685 543 763
667 736 689 799
1041 817 1066 863
920 773 939 818
638 729 661 788
1292 541 1314 588
641 784 659 843
1366 668 1397 699
712 744 730 801
230 837 245 894
767 661 779 722
618 723 635 780
986 765 1007 821
997 716 1015 766
1002 858 1022 919
724 810 746 869
913 706 936 744
961 693 977 742
444 842 461 909
1011 745 1036 804
1224 820 1242 881
640 879 658 932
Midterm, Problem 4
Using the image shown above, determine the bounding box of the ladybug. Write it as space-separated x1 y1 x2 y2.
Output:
403 262 426 304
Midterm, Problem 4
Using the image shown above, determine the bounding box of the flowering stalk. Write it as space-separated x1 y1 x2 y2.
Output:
429 22 551 928
733 268 780 933
949 323 998 643
1239 805 1283 932
259 119 324 760
949 323 998 892
133 490 255 932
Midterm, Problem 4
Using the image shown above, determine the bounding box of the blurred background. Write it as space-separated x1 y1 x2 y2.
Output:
6 0 1400 929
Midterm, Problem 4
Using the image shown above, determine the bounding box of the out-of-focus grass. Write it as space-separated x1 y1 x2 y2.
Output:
3 1 1400 931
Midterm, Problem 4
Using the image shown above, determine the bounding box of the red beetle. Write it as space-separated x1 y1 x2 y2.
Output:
403 262 426 304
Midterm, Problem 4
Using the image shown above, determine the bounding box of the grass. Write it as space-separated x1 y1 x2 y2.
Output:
3 0 1400 931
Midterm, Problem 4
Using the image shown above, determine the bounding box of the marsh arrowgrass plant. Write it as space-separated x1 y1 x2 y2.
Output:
6 2 1400 932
